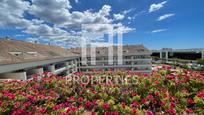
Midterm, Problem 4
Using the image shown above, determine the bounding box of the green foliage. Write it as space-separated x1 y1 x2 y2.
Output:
197 59 204 65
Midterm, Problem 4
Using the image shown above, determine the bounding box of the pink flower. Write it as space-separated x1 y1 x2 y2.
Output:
197 92 204 98
40 107 47 114
103 103 110 110
104 112 110 115
148 95 154 101
12 109 27 115
14 102 21 109
67 96 75 102
112 111 118 115
24 102 31 108
85 101 93 110
53 105 60 111
69 106 77 113
78 97 84 102
167 109 176 115
147 110 153 115
3 91 15 100
27 95 36 103
131 101 139 108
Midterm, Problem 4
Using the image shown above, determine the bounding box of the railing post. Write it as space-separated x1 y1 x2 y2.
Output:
48 64 55 73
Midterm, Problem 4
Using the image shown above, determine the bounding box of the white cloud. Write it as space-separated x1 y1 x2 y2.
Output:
113 13 125 21
149 1 167 13
75 0 79 3
121 8 135 15
24 23 68 36
29 0 72 25
127 10 146 21
0 0 31 28
127 17 132 20
151 29 167 33
0 0 134 48
113 23 135 33
157 13 175 21
99 5 111 16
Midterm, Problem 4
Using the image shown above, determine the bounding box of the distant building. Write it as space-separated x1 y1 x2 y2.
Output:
152 48 204 61
70 45 152 73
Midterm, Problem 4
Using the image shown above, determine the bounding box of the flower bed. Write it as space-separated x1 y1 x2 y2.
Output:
0 66 204 115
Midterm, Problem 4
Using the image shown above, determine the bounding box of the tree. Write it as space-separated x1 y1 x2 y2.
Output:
197 59 204 65
197 59 204 71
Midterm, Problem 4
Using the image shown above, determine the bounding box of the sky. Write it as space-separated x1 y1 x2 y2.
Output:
0 0 204 50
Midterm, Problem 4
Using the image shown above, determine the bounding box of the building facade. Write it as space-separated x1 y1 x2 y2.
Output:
0 39 152 80
0 39 79 81
74 45 152 73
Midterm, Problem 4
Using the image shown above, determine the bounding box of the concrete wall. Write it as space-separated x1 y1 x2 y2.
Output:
0 58 80 80
47 65 55 72
0 71 27 80
27 68 44 75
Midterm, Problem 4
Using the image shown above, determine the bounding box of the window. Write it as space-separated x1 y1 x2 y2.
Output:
123 50 129 53
9 51 23 56
27 52 38 57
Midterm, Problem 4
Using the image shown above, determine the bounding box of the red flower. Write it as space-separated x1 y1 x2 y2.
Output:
159 101 165 107
197 92 204 98
131 101 139 108
186 108 193 113
155 91 160 97
167 109 176 115
78 97 84 102
148 95 154 101
131 92 138 97
104 112 110 115
27 95 36 103
85 101 93 110
24 102 31 108
67 96 75 102
12 109 27 115
53 105 61 111
3 91 15 100
131 108 137 114
141 98 149 105
14 102 21 109
121 102 126 109
69 106 77 113
40 107 47 113
187 98 194 105
103 103 110 110
112 111 118 115
170 102 175 109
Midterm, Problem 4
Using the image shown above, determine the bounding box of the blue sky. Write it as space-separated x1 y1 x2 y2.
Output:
0 0 204 50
